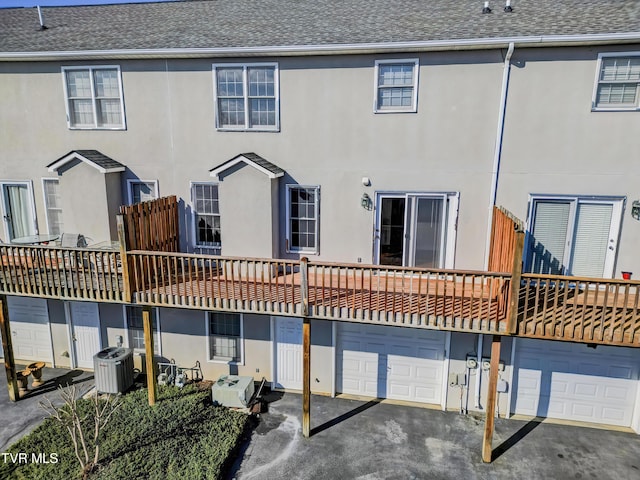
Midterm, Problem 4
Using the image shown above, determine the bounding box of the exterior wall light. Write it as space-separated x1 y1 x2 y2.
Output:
361 193 371 209
632 200 640 221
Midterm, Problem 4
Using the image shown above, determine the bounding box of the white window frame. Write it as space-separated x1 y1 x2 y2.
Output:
0 180 38 241
524 194 624 278
126 179 159 205
212 62 280 132
206 312 244 365
591 52 640 111
61 65 126 130
373 59 419 113
286 184 320 254
122 306 161 356
41 178 63 235
190 181 222 253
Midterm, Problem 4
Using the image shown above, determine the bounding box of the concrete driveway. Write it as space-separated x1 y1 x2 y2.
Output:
0 366 94 452
231 392 640 480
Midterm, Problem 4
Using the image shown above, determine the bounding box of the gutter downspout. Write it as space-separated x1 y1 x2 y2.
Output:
477 42 514 411
484 41 515 270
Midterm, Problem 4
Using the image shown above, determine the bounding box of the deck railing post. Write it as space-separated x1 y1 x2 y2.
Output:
300 257 311 438
506 229 525 334
482 334 502 463
0 295 18 402
117 214 132 303
142 306 157 406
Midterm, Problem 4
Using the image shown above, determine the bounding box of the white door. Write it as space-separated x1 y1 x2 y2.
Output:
7 296 53 363
337 323 446 405
1 182 36 241
274 317 302 390
68 302 101 370
513 339 639 427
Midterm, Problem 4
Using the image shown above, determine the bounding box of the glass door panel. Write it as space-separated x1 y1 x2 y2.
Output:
2 184 35 240
379 197 405 266
411 196 445 268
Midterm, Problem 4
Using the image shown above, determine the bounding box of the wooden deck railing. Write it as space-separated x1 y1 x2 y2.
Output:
128 251 512 333
0 244 124 302
517 273 640 346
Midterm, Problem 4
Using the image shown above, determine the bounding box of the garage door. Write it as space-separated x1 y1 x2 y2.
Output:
337 323 446 405
6 297 53 364
513 338 639 427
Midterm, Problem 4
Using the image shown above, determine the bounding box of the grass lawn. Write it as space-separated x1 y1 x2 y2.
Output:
0 384 256 480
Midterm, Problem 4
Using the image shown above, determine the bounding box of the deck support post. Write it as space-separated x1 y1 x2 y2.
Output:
482 335 502 463
142 306 157 406
506 229 525 334
300 257 311 438
116 214 132 304
0 295 18 402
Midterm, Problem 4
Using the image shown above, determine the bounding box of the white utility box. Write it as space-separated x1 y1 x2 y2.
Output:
211 375 255 408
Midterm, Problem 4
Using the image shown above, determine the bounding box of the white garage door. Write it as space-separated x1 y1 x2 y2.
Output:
338 323 446 405
513 338 639 427
6 296 53 364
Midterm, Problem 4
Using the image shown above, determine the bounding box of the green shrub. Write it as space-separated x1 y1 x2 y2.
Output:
0 385 255 480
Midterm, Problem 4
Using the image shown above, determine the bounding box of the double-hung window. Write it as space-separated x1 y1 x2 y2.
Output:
192 183 221 252
62 66 125 129
286 185 319 254
125 306 160 354
42 179 63 235
213 63 279 131
127 179 158 205
374 59 419 113
208 312 243 363
592 54 640 110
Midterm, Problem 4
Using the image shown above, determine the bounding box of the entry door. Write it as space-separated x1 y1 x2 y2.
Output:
68 302 101 369
527 197 622 278
2 182 36 241
274 317 302 390
376 194 451 268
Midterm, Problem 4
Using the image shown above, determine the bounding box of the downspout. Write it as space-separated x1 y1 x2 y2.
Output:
477 42 515 410
484 41 515 269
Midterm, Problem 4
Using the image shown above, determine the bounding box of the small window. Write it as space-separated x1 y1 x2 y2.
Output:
192 183 221 251
213 63 279 131
62 66 126 129
593 54 640 110
286 185 319 254
125 306 160 354
208 312 243 363
42 179 63 235
374 59 419 113
127 180 158 205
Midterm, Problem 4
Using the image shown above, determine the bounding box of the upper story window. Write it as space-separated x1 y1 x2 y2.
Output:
213 63 279 131
286 185 319 254
374 59 419 113
192 183 221 251
42 178 63 235
127 179 158 205
62 66 126 129
592 54 640 111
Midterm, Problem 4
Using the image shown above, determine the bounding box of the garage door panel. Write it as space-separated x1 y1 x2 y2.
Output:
7 297 53 364
514 339 639 427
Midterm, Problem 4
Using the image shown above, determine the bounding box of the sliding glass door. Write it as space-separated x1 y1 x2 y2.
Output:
2 182 36 241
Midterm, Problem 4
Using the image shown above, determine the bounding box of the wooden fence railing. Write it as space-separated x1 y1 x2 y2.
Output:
127 251 512 333
119 196 179 252
517 273 640 346
0 244 124 302
488 206 525 273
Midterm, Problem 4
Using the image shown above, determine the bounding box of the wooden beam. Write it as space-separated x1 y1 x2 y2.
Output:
506 229 525 334
116 214 132 304
142 306 157 406
0 296 18 402
302 316 311 438
482 335 502 463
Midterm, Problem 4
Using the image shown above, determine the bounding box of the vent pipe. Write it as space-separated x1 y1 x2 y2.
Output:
504 0 513 12
482 1 492 14
37 6 47 30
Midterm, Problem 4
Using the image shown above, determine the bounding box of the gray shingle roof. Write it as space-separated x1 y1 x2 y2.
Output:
210 153 285 179
48 150 126 173
1 0 639 56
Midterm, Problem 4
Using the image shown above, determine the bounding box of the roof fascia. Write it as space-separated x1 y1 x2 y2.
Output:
3 32 640 61
48 152 125 173
210 155 284 180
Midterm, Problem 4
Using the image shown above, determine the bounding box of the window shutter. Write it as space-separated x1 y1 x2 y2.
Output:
530 201 570 274
569 203 613 278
